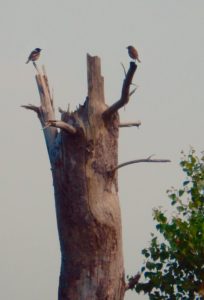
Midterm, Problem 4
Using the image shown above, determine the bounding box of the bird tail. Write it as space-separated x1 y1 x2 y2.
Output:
25 59 29 64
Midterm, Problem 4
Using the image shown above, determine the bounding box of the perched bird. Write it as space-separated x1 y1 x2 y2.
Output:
126 46 141 63
26 48 42 64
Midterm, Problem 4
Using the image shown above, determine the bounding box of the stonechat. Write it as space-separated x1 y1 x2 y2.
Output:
127 46 141 63
26 48 42 64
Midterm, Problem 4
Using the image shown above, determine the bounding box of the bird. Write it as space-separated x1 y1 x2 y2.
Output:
126 46 141 63
26 48 42 64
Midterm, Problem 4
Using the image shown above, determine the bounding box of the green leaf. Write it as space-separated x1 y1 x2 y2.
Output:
178 189 184 197
183 180 190 186
142 248 150 258
146 261 156 270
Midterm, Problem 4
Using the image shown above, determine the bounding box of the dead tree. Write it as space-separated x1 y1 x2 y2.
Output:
22 55 170 300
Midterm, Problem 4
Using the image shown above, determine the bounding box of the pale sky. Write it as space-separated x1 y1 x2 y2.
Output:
1 1 204 299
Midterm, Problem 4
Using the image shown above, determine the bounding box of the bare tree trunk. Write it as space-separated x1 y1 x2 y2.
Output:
22 54 171 298
23 55 137 299
53 56 125 299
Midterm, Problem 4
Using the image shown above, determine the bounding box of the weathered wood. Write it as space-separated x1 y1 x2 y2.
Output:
35 68 58 155
36 55 125 299
87 54 105 105
22 54 171 299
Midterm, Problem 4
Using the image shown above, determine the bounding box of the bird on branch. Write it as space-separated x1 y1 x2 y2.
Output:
26 48 42 64
127 45 141 63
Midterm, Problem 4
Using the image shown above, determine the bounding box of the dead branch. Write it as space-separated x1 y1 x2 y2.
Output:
23 66 58 153
44 120 77 134
21 104 41 117
58 107 66 114
125 273 141 291
120 63 138 94
102 62 137 119
111 157 171 173
119 121 141 128
129 87 137 97
121 62 127 76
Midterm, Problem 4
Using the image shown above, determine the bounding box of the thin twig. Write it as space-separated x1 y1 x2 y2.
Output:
129 87 137 97
111 157 171 173
33 62 40 73
121 62 127 76
119 121 141 128
147 154 155 160
21 104 40 116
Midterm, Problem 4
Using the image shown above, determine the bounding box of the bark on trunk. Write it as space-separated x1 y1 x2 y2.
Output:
54 55 125 300
23 55 137 300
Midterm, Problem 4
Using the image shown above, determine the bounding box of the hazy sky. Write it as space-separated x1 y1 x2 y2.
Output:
1 1 204 299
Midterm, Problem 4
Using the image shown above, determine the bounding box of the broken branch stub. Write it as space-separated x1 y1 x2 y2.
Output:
119 121 141 128
87 54 105 114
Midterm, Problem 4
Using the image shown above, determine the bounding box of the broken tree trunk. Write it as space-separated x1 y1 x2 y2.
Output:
23 54 171 298
23 55 137 300
54 56 125 300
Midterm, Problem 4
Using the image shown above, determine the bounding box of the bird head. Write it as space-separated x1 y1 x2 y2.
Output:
126 46 132 50
35 48 42 52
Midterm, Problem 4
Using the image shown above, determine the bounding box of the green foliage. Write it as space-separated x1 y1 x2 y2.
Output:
132 149 204 299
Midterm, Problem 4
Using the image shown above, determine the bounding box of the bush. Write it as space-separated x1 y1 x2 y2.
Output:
132 149 204 299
